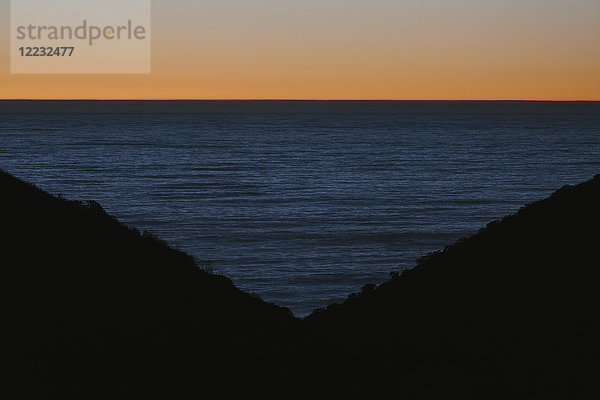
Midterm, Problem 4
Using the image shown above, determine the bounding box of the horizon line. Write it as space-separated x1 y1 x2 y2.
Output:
1 99 599 102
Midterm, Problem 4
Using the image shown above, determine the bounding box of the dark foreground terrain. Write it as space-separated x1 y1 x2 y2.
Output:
3 169 599 398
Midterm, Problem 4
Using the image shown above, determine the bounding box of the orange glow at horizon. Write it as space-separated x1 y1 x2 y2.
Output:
1 0 599 101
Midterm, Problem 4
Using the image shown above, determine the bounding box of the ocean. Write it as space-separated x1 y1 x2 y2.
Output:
1 101 598 316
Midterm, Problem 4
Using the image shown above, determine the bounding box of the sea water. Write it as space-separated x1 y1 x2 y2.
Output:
1 101 598 316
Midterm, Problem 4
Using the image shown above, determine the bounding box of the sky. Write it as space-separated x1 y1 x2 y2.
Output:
0 0 599 100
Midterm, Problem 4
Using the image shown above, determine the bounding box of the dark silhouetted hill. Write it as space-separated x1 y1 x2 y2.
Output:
306 173 600 398
1 169 297 397
3 168 599 398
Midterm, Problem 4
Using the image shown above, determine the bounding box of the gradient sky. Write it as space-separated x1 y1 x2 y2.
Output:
1 0 599 100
